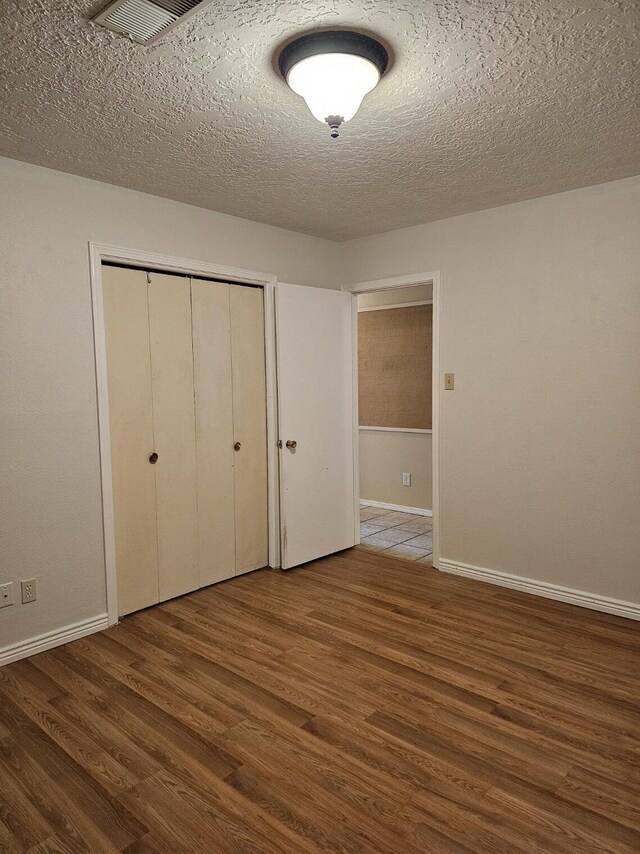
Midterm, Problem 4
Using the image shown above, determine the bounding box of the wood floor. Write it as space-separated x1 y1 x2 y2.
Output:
1 549 639 853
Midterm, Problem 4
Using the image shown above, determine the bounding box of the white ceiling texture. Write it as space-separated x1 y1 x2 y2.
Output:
1 1 638 240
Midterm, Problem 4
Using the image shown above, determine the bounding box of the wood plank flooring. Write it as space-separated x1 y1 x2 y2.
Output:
1 548 639 853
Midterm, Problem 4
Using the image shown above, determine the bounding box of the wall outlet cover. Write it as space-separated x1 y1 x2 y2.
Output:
21 578 37 604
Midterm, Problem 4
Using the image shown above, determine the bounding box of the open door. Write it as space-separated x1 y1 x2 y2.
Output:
276 283 357 569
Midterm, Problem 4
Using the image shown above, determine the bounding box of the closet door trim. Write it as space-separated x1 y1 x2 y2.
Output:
90 242 280 626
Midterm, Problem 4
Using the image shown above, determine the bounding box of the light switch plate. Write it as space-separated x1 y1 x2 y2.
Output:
402 473 411 486
444 372 455 390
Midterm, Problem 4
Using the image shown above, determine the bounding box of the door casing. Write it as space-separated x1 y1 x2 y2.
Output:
89 243 282 626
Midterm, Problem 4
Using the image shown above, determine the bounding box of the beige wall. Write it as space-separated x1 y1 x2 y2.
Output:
357 285 433 511
0 156 339 655
360 430 432 511
343 176 640 606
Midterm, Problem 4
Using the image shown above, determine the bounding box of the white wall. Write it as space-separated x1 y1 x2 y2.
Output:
358 285 432 511
2 158 639 659
0 157 339 657
342 177 640 607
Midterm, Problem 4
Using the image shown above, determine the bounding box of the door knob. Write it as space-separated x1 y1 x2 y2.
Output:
148 452 158 464
234 442 242 451
286 439 297 450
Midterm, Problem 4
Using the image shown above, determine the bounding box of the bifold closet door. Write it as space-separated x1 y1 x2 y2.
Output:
191 279 236 585
102 266 158 616
104 266 267 617
230 285 269 574
147 272 199 602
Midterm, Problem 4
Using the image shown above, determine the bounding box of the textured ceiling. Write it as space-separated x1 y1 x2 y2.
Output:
1 0 638 240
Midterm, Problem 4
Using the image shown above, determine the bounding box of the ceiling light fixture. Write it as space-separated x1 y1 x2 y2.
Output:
278 30 389 138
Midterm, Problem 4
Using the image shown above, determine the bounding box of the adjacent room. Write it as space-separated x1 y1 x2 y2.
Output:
356 284 435 563
1 1 639 852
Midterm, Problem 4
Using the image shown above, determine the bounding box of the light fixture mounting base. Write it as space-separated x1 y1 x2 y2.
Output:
278 30 389 80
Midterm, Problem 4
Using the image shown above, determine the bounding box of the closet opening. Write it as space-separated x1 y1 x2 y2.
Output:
93 250 275 621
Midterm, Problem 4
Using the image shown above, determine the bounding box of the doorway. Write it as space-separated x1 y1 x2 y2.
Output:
90 243 282 625
345 273 441 568
101 263 269 617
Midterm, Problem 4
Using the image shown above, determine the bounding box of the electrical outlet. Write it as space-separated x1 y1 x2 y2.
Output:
0 582 14 608
444 372 455 390
21 578 37 604
402 472 411 486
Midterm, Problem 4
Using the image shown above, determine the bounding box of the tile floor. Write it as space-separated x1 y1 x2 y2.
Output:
358 504 433 565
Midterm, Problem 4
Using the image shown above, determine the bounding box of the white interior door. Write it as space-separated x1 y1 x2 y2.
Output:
276 283 356 569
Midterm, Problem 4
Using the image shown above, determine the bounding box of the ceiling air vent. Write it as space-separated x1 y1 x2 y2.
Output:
92 0 212 44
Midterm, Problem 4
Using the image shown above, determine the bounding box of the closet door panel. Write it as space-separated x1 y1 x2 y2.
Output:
191 279 236 585
148 272 199 601
102 266 159 616
230 286 269 575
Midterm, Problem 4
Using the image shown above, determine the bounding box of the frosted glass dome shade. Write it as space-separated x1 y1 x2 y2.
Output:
286 53 381 124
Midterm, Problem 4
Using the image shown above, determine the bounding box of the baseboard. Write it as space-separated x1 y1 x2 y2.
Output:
0 613 109 667
360 499 433 517
438 558 640 621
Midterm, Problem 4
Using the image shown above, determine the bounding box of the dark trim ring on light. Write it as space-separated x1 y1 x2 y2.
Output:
278 30 389 81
